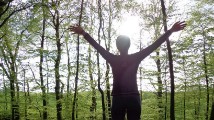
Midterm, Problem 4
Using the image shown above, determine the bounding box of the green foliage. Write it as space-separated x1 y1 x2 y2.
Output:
0 90 212 119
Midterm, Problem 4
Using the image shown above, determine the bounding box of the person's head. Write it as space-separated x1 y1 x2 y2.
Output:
116 35 130 55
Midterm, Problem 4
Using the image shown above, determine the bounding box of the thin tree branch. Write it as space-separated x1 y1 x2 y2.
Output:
14 29 27 59
0 63 10 79
0 3 32 28
0 2 10 18
0 34 6 40
28 63 40 86
0 41 11 74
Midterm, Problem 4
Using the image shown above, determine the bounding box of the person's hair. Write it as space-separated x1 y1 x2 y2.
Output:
116 35 130 53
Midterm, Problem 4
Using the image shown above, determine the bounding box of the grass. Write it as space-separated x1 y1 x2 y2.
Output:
0 90 212 120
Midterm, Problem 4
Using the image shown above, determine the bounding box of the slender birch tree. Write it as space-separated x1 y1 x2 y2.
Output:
72 0 84 119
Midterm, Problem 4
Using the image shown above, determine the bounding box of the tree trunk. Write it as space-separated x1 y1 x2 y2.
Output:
9 56 19 120
3 69 8 111
211 75 214 120
194 79 201 120
160 0 175 119
65 33 71 119
88 1 97 119
210 97 214 120
97 36 106 120
89 1 97 120
23 69 28 120
45 56 50 98
182 57 187 120
156 51 163 120
26 64 31 104
72 0 84 119
15 63 20 119
105 63 111 120
0 48 16 120
88 45 97 119
40 0 47 118
54 8 62 120
97 0 106 119
153 22 163 119
105 1 112 119
2 31 22 119
202 29 209 120
164 71 168 120
10 75 19 120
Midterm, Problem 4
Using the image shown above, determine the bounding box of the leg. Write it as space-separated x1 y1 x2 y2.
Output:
126 95 141 120
111 96 126 120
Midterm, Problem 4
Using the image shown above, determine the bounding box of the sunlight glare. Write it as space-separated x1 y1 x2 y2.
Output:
116 15 142 53
117 15 141 38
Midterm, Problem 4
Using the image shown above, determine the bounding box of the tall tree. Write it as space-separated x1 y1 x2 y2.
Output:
0 26 27 120
72 0 84 120
97 0 106 119
49 0 63 119
65 27 72 119
202 27 209 120
139 0 173 118
104 0 113 119
160 0 175 119
182 56 187 120
0 1 33 118
88 44 97 119
39 0 48 119
88 1 97 119
186 0 213 119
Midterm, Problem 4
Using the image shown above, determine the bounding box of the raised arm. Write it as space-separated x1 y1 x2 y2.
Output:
134 21 186 61
69 25 114 62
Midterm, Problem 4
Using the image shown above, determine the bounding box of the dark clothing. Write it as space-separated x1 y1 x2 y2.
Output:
112 94 141 120
83 30 172 119
83 30 172 95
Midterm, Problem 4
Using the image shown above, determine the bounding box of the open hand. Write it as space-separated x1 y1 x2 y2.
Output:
170 21 186 32
69 25 85 35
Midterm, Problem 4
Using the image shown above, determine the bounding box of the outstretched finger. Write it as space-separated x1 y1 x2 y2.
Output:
179 21 185 24
68 26 73 30
68 25 73 29
181 24 186 27
73 24 79 28
68 27 73 31
71 32 77 34
180 24 187 28
175 21 180 24
69 24 78 28
181 25 186 29
69 26 76 29
179 21 186 26
69 27 77 31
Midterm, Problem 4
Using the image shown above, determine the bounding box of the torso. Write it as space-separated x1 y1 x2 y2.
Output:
109 55 140 95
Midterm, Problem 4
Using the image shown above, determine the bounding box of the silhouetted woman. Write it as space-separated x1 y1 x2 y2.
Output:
69 21 186 120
